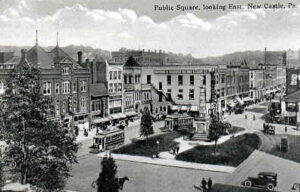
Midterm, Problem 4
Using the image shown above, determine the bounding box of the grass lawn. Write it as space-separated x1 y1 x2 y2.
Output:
113 132 181 157
176 133 260 167
211 184 279 192
227 126 244 134
269 135 300 163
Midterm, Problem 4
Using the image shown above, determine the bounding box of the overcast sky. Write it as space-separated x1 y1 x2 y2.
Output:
0 0 300 57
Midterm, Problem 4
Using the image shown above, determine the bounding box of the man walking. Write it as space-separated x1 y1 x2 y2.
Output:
201 178 207 190
208 177 212 190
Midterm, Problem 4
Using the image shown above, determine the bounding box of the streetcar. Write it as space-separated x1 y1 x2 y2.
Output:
90 128 125 153
164 113 194 132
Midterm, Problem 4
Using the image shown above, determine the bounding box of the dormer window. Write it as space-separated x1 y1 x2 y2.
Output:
62 66 70 75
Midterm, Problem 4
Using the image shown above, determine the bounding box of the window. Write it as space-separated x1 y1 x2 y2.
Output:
0 81 5 95
159 93 163 102
167 75 171 85
80 80 87 92
73 99 77 113
147 75 151 84
189 89 194 100
62 66 70 74
159 82 162 90
113 71 117 80
43 82 52 95
190 75 194 85
118 83 122 91
250 72 253 79
177 89 183 100
221 74 225 83
178 75 183 85
80 97 87 112
109 83 113 92
62 101 66 114
62 81 70 94
55 83 60 94
110 71 113 80
124 75 127 84
73 82 77 93
114 83 118 92
118 71 121 79
202 75 206 85
129 75 132 84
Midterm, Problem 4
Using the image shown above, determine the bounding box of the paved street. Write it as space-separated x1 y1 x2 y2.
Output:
66 103 300 192
227 150 300 192
66 155 228 192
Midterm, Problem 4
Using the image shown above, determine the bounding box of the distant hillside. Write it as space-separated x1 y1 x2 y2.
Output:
200 51 265 66
0 45 294 66
0 45 111 61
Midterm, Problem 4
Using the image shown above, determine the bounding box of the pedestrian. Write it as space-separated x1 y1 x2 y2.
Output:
201 178 207 190
176 145 180 154
172 147 176 155
245 114 247 119
253 114 255 120
208 177 212 190
285 126 287 133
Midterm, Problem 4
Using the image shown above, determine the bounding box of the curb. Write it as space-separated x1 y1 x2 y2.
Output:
97 153 235 174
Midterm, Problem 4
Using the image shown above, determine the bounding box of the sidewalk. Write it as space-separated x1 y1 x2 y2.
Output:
97 152 236 173
159 130 249 160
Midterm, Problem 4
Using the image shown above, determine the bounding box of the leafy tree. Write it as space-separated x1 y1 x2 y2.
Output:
140 108 154 146
0 65 78 191
97 156 128 192
208 118 223 154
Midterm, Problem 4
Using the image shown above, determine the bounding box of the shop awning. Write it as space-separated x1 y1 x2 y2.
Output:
190 106 199 112
242 97 253 102
235 96 244 105
125 111 138 117
171 105 179 110
119 114 127 118
92 117 110 124
110 114 121 120
180 106 189 111
227 100 236 108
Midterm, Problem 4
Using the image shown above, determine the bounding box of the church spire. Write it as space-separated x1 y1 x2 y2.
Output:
35 30 38 45
56 32 59 46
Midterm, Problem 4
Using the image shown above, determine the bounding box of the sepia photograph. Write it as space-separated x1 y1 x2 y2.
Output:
0 0 300 191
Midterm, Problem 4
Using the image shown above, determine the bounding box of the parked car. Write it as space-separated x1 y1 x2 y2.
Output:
242 172 277 191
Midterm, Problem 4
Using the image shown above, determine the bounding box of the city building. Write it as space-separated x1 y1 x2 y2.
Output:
249 68 264 102
0 41 91 128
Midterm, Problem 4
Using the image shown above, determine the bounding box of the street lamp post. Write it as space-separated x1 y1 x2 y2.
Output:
156 140 160 157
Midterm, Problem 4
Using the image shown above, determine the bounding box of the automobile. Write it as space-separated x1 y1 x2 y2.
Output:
242 172 277 191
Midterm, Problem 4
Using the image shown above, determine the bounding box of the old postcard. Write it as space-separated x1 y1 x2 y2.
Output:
0 0 299 191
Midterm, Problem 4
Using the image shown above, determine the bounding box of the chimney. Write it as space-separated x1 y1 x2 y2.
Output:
264 47 267 65
77 51 82 65
155 50 157 53
159 49 162 53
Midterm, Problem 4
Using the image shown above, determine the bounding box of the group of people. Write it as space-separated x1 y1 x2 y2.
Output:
201 177 213 191
172 145 180 155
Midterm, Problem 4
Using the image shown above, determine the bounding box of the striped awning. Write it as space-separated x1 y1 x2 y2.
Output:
92 117 110 124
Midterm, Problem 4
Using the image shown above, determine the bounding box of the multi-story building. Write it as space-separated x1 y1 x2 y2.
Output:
0 42 91 128
112 49 166 66
90 59 126 125
249 68 264 102
123 56 151 116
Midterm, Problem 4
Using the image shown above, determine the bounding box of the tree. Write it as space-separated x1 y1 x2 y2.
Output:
0 65 78 191
97 156 128 192
140 108 154 146
208 118 223 154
